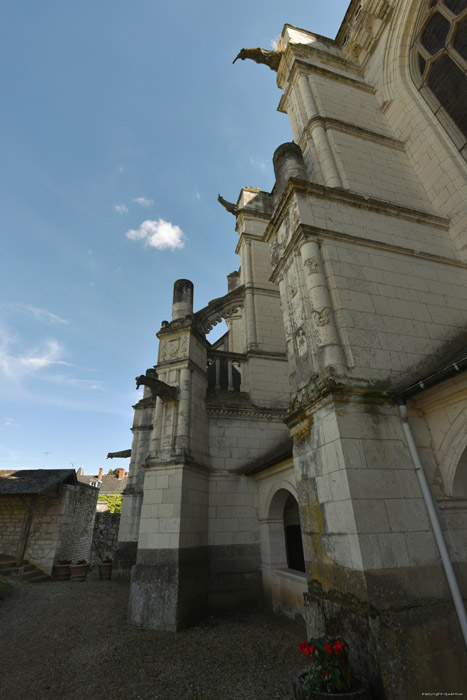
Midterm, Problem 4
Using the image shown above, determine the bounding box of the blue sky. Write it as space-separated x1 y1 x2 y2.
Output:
0 1 349 472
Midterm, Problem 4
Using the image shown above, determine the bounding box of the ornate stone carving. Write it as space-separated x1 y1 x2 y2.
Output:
313 307 332 327
217 194 240 216
135 369 177 401
342 0 393 64
107 449 132 459
232 47 282 72
304 257 319 275
194 286 245 335
290 203 300 235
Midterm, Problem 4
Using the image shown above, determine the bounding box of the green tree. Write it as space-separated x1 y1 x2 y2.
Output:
97 494 123 513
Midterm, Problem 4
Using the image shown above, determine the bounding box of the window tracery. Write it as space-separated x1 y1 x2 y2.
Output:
411 0 467 154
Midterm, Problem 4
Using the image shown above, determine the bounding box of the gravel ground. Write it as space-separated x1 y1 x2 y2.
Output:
0 573 305 700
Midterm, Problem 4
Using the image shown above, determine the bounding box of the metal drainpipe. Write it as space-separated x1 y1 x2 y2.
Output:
397 401 467 648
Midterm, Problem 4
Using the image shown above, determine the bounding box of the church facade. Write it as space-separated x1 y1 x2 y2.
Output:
115 1 467 697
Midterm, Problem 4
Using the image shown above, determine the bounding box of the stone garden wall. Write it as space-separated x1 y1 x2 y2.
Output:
91 510 121 565
56 484 98 566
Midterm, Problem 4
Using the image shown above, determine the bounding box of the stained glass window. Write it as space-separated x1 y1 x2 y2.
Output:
412 0 467 147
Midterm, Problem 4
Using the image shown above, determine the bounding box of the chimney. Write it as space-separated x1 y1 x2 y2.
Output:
118 468 125 480
98 467 103 480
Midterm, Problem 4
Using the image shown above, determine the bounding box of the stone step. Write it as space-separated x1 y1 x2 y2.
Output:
0 560 16 572
0 556 52 582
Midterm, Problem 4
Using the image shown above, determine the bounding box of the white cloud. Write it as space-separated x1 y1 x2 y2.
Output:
43 374 104 391
0 335 66 381
1 302 69 325
126 219 185 251
3 418 19 429
196 193 201 200
115 204 129 214
132 197 154 207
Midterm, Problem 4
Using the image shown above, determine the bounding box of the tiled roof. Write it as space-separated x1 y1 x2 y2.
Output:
0 469 77 495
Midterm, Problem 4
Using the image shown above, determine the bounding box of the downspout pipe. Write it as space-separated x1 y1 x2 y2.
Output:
397 401 467 648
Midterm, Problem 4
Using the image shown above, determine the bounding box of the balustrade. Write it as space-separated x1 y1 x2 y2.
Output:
207 351 245 392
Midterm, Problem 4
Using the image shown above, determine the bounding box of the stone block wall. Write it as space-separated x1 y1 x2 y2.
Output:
0 482 98 573
56 483 98 565
91 510 121 564
0 496 36 560
207 474 262 611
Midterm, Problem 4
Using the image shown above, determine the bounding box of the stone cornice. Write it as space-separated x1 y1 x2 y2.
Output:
132 396 157 411
286 378 393 429
278 56 372 113
265 177 449 245
299 115 406 152
271 221 464 285
155 358 208 380
206 405 287 420
143 454 213 473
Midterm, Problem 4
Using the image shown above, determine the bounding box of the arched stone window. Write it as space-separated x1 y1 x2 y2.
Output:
411 0 467 156
283 493 305 572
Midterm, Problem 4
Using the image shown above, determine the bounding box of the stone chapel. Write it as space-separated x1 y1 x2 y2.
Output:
114 1 467 697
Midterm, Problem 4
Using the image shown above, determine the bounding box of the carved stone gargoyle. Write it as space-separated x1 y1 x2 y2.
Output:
217 194 239 216
135 369 177 401
107 449 132 459
232 47 282 71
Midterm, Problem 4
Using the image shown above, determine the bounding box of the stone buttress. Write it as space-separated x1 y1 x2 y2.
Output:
264 13 467 699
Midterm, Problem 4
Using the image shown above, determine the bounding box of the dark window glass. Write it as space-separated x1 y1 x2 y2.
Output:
429 54 467 135
421 13 451 54
443 0 467 15
285 525 305 572
418 53 427 76
453 18 467 61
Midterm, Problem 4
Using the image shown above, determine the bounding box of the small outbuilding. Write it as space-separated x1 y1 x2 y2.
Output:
0 469 98 574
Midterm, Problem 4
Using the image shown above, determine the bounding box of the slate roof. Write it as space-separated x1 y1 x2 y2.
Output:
392 343 467 400
241 437 293 475
77 472 127 494
0 469 77 495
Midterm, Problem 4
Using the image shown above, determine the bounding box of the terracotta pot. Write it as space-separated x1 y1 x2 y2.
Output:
98 562 113 580
293 671 372 700
53 565 71 581
69 564 89 582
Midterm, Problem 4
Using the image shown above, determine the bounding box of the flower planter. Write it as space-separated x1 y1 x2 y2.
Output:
293 671 372 700
98 562 113 580
69 563 89 582
53 565 71 581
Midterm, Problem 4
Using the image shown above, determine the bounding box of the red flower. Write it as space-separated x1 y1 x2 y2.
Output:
324 642 333 655
324 670 329 678
333 640 345 655
298 641 316 656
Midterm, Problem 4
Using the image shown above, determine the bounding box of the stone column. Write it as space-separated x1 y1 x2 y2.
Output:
300 240 345 372
243 241 258 350
297 74 342 188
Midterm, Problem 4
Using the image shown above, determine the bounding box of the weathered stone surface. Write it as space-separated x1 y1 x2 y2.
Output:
118 4 467 697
